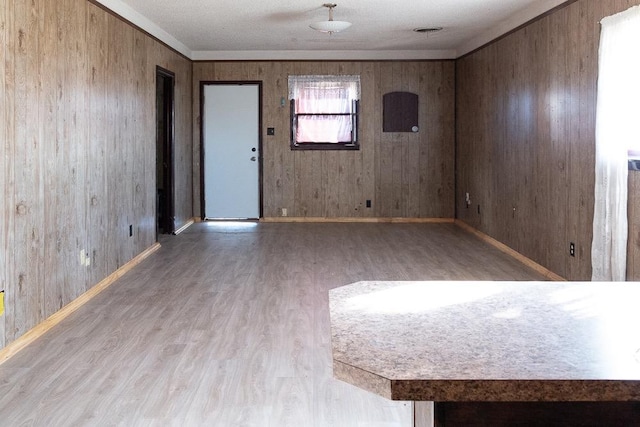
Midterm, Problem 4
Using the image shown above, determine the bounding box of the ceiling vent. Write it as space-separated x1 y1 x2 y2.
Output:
413 27 443 34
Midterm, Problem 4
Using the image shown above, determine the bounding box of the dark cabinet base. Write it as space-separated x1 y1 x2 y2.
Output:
435 402 640 427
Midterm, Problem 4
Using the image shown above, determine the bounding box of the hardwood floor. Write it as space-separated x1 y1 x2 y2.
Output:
0 222 545 426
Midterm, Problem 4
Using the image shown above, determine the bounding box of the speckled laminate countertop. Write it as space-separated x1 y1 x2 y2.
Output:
329 281 640 401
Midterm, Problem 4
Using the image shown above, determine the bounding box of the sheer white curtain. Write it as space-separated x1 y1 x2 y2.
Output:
591 6 640 281
297 85 352 142
289 75 360 143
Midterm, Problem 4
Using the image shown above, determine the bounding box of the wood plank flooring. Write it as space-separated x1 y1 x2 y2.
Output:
0 222 546 426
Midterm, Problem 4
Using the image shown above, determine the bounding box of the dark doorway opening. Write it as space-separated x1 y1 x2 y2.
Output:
156 66 175 235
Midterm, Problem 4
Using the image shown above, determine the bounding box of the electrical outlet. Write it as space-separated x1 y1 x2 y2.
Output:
366 200 371 208
569 242 575 257
79 250 90 267
282 208 288 217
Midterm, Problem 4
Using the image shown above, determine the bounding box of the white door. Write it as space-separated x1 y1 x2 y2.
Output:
203 84 260 219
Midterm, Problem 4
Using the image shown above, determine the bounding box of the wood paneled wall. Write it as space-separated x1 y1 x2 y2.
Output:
0 0 192 348
193 61 455 219
456 0 640 281
0 0 6 349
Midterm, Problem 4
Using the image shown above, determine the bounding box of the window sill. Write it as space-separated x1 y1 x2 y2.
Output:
291 143 359 151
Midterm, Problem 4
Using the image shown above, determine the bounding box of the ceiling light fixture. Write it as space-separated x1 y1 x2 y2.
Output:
310 3 352 34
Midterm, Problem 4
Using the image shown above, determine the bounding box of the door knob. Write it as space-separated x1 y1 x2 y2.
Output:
250 156 257 161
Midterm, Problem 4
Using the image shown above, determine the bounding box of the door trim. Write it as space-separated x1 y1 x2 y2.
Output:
156 66 175 234
199 81 263 220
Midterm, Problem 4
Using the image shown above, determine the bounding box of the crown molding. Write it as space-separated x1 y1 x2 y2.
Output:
91 0 192 58
456 0 569 57
191 49 457 61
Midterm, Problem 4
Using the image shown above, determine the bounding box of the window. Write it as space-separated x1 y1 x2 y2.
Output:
288 75 360 150
629 142 640 169
629 148 640 170
592 5 640 280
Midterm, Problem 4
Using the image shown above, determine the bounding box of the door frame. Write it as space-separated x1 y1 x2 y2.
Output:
156 66 175 234
199 81 263 220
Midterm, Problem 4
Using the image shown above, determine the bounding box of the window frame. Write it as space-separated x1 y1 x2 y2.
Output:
288 75 360 151
628 149 640 170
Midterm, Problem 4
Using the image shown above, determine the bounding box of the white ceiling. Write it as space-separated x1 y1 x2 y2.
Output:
95 0 568 60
